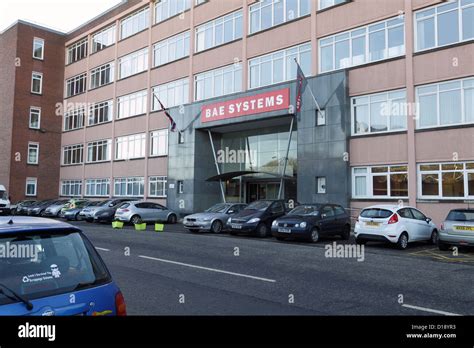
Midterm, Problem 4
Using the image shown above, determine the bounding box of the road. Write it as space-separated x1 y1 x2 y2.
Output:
72 221 474 316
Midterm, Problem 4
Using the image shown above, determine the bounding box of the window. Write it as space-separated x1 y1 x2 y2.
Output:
194 64 241 101
249 0 311 34
352 89 407 135
33 37 44 59
114 177 144 197
85 179 110 197
149 176 167 197
27 143 39 164
178 132 185 144
92 25 116 53
61 180 82 197
90 62 114 89
115 133 146 160
67 38 88 64
195 0 207 5
319 0 347 10
62 144 84 165
66 73 87 97
415 0 474 52
153 31 190 66
321 205 334 217
89 100 113 126
416 77 474 129
31 72 43 94
64 108 85 131
120 7 150 40
316 177 327 194
316 110 326 126
177 180 184 194
249 42 311 89
25 178 37 196
418 162 474 199
118 47 149 79
29 107 41 129
117 90 148 119
150 129 168 156
352 165 409 198
152 78 189 109
319 16 405 73
195 10 243 52
87 140 112 163
155 0 191 23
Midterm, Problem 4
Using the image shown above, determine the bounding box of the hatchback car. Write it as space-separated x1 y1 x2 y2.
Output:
82 199 131 223
0 217 126 316
62 201 99 221
438 209 474 250
272 204 351 243
43 200 70 218
354 205 438 250
183 203 247 233
115 201 178 224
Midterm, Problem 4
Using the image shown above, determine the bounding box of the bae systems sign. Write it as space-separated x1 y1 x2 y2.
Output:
201 88 290 123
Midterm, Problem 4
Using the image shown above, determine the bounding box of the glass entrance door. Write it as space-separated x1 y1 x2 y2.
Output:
246 182 280 203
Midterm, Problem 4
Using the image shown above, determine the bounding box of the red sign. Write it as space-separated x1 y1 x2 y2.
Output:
201 88 290 123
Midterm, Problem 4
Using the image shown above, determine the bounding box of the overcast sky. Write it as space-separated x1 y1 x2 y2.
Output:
0 0 123 33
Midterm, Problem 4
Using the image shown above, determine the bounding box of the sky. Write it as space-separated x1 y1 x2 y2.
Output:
0 0 124 33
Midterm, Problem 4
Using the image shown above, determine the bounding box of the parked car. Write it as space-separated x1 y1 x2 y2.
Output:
0 185 12 216
26 200 57 217
43 199 70 218
82 199 132 223
62 201 99 221
183 203 247 233
115 201 178 224
12 200 36 215
59 199 90 218
354 205 438 250
438 209 474 251
0 216 126 316
272 204 351 243
227 200 287 237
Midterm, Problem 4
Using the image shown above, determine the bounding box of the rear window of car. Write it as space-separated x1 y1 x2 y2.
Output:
0 230 111 306
119 203 130 209
360 208 393 219
447 210 474 222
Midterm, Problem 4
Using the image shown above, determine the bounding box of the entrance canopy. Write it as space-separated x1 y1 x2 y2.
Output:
206 171 293 182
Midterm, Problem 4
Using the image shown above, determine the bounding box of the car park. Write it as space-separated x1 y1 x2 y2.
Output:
183 203 247 233
62 201 99 221
438 209 474 251
26 200 57 217
227 200 287 237
354 205 438 250
43 199 70 218
0 216 126 316
271 204 351 243
81 199 131 223
114 201 178 224
11 200 36 215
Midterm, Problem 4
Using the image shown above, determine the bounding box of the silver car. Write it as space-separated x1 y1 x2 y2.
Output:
43 200 69 218
183 203 247 233
439 209 474 250
114 201 178 224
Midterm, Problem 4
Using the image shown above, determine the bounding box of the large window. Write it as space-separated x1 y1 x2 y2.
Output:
352 165 409 198
114 177 144 197
118 47 148 79
117 90 148 119
25 178 37 196
149 176 167 197
419 162 474 199
89 100 113 126
150 129 168 156
64 108 85 131
27 142 39 165
120 7 150 40
61 180 82 197
90 62 114 89
415 0 474 52
85 179 110 197
195 10 243 52
115 133 146 160
416 77 474 129
319 0 347 10
319 16 404 73
195 64 242 101
351 89 407 135
249 0 311 34
153 31 190 67
67 38 88 64
151 78 189 109
155 0 191 23
249 42 311 89
87 140 112 163
62 144 83 166
33 37 44 59
29 107 41 129
31 72 43 94
66 73 87 97
92 25 116 53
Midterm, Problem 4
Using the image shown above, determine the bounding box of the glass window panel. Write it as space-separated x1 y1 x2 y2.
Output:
274 0 284 25
351 36 365 65
286 0 298 21
391 173 408 197
438 10 459 46
442 172 465 197
335 39 350 69
418 94 437 127
261 4 272 31
354 104 369 134
416 17 435 50
462 6 474 40
320 45 333 72
355 176 367 196
469 173 474 196
369 30 386 61
439 90 462 125
421 173 439 196
370 101 388 132
388 25 404 56
372 176 388 196
465 87 474 122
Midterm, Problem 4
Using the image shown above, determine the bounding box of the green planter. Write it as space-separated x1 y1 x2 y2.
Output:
112 221 124 229
134 223 147 231
155 223 164 232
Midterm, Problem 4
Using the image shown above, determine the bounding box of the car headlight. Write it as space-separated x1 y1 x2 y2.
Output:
300 222 307 228
272 220 278 227
202 217 212 222
248 218 260 224
227 218 232 224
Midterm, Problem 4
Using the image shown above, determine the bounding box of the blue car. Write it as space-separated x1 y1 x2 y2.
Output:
0 217 126 316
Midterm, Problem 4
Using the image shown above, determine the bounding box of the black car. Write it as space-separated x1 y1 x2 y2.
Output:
272 204 351 243
227 200 287 237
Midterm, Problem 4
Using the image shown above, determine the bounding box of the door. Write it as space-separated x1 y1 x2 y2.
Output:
397 208 416 239
150 203 167 222
332 205 347 232
320 205 336 234
134 203 150 221
410 208 431 241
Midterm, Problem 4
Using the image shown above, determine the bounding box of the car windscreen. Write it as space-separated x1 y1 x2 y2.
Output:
447 210 474 222
288 205 320 216
205 204 228 213
245 201 272 211
99 200 113 207
0 191 7 200
0 230 111 306
360 208 393 219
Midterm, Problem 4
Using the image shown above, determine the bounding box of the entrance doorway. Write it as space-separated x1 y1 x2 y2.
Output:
247 182 280 203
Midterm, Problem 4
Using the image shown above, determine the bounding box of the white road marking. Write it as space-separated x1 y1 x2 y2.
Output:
95 247 110 252
402 304 461 316
138 255 276 283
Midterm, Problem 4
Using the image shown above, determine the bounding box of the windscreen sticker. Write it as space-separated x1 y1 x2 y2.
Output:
22 264 61 283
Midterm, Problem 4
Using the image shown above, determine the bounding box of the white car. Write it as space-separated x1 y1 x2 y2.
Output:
354 205 438 250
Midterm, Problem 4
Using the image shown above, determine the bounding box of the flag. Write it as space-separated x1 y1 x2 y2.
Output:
294 58 308 113
155 97 177 132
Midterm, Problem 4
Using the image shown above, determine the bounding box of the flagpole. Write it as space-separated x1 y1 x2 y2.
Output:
294 58 323 113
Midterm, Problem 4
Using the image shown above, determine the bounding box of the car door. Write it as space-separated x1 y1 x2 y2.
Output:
332 205 347 232
152 203 168 221
268 201 285 224
410 208 432 241
133 203 149 221
320 205 336 235
397 208 416 239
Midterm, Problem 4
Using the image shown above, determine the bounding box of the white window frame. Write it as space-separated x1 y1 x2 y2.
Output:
25 178 37 196
67 38 88 64
153 30 190 67
318 0 347 10
86 139 112 163
65 73 87 97
151 78 189 110
194 63 242 101
154 0 191 24
120 7 150 40
114 177 145 197
117 90 148 119
62 144 84 166
195 10 243 53
31 72 43 94
29 107 41 129
90 62 115 89
88 100 113 126
64 108 85 131
149 176 168 197
27 142 39 165
150 129 169 157
352 165 409 199
118 47 149 79
85 178 110 197
115 133 146 160
60 180 82 197
92 25 116 53
33 37 44 60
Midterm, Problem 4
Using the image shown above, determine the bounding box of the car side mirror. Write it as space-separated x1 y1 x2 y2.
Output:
321 213 327 218
426 217 432 223
109 203 114 207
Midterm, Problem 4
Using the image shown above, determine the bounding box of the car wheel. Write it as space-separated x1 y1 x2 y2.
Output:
39 210 46 217
341 225 351 240
74 212 80 221
438 241 450 251
430 230 439 245
397 233 409 250
131 215 142 225
256 223 268 238
167 214 177 224
210 220 223 234
308 227 320 243
355 238 367 245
